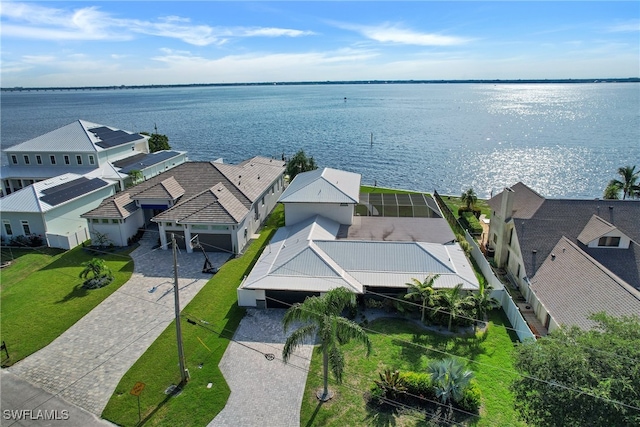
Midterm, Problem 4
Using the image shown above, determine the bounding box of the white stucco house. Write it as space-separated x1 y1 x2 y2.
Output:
83 156 286 254
238 167 479 308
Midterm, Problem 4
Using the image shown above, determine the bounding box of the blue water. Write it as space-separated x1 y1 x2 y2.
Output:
1 83 638 198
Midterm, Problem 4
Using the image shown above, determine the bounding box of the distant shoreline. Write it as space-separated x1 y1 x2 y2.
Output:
2 78 639 92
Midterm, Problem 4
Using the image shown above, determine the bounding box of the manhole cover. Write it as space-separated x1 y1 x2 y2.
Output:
264 353 275 361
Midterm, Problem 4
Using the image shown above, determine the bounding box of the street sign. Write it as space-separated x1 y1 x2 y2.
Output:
130 382 146 396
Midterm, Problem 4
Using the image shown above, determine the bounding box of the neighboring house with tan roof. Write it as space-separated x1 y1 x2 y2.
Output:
83 157 286 254
238 167 478 308
487 182 640 333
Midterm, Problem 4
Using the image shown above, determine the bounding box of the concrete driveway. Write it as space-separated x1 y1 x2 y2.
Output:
209 309 314 427
7 233 229 416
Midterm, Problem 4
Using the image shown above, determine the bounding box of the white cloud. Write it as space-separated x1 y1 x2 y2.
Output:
0 2 315 46
333 21 470 46
605 20 640 33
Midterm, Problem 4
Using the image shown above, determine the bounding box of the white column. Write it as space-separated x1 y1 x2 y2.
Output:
184 226 193 254
159 223 168 250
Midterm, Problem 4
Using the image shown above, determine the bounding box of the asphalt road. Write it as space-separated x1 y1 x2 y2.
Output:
0 370 114 427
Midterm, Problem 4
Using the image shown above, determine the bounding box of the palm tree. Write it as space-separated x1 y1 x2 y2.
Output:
608 165 640 200
404 274 440 323
461 188 478 210
435 283 471 332
79 258 111 281
471 281 499 331
603 183 621 200
282 287 372 401
427 357 474 405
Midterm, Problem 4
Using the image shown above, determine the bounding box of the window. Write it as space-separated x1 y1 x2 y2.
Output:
21 220 30 235
89 155 95 165
50 155 57 165
493 234 497 244
508 228 514 246
261 197 265 206
271 185 274 195
101 219 109 224
36 155 42 164
192 224 208 230
11 155 17 164
23 155 30 165
254 205 259 221
166 222 173 227
92 219 99 223
64 155 70 165
3 221 13 235
598 236 621 247
112 219 119 224
76 155 82 165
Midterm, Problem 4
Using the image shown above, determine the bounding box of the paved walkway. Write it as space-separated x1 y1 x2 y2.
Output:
8 233 229 415
209 309 314 427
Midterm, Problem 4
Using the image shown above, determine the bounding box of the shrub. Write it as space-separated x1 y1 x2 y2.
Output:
82 275 114 289
401 371 435 399
459 212 483 235
456 380 482 412
374 369 407 400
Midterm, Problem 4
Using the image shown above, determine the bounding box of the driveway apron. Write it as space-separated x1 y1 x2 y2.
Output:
209 309 314 427
8 234 229 415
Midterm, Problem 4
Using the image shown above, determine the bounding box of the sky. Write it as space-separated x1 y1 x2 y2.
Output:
1 1 639 87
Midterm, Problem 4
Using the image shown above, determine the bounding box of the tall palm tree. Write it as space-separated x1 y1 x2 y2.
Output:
427 357 474 405
282 287 372 401
608 165 640 200
436 283 471 332
404 274 440 323
471 281 499 331
461 188 478 210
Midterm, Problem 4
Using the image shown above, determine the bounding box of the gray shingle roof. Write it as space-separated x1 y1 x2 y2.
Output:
213 156 286 202
487 182 545 219
133 177 185 200
577 215 617 245
514 199 640 284
530 237 640 330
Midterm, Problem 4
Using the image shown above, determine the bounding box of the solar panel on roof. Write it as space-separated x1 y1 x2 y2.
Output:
40 178 109 206
89 126 143 149
119 151 181 174
41 177 89 195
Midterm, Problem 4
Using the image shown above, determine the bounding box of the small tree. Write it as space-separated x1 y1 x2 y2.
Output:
285 150 318 181
404 274 440 323
471 280 499 331
79 258 113 289
128 169 143 186
141 128 171 153
282 287 372 401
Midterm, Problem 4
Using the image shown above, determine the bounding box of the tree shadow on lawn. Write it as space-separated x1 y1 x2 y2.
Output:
56 282 89 303
365 396 476 427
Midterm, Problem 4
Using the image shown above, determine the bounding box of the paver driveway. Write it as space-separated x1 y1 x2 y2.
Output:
9 234 229 415
209 309 314 427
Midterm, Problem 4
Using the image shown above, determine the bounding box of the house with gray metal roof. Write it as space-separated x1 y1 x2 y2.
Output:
2 120 187 195
83 157 286 254
1 173 117 249
487 182 640 333
238 167 478 308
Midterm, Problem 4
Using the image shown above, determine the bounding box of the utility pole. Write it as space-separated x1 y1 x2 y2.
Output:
172 233 189 385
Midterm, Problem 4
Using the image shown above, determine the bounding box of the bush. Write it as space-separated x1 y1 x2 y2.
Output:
401 371 435 399
9 234 43 247
456 380 482 412
459 212 483 235
82 275 114 289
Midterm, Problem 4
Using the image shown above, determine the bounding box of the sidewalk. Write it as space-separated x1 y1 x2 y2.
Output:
7 236 228 415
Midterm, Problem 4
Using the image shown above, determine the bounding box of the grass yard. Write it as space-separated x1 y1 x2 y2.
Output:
440 195 492 219
300 310 525 427
361 185 423 195
0 245 135 366
101 206 284 427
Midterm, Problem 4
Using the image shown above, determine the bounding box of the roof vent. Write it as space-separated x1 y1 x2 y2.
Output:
551 253 556 260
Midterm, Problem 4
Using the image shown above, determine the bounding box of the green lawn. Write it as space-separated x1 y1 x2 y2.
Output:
0 246 135 366
300 311 525 427
361 185 424 195
101 205 284 427
441 195 492 219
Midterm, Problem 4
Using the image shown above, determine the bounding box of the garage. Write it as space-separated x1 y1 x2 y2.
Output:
265 290 320 308
172 231 232 252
